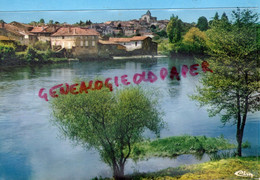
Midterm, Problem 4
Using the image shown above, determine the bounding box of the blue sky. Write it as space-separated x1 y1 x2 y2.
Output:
0 0 259 23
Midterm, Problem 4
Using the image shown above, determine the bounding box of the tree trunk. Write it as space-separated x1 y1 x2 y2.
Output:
113 163 125 180
236 130 242 157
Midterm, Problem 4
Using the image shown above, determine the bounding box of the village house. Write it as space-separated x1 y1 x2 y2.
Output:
30 26 60 42
98 40 127 58
123 28 137 37
107 36 157 55
0 22 37 45
50 27 100 58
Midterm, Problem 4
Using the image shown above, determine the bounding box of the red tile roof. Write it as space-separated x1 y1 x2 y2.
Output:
109 36 149 42
51 27 99 36
30 26 47 33
31 26 60 33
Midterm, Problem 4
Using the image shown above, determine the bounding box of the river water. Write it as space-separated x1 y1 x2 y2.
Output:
0 57 259 179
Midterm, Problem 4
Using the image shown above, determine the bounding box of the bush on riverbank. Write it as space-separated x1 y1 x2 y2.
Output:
157 27 207 56
0 46 68 66
130 135 235 160
0 43 16 62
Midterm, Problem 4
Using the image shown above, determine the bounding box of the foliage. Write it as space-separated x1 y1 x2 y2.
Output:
33 41 50 51
39 18 45 24
196 16 208 31
169 27 207 55
166 15 183 43
191 9 260 156
221 12 229 22
157 39 174 55
214 12 219 21
48 20 54 25
183 27 207 53
209 151 237 161
24 46 41 62
86 20 92 25
0 43 16 61
29 21 37 26
130 135 235 160
51 86 164 179
155 30 167 38
128 157 260 179
74 20 92 26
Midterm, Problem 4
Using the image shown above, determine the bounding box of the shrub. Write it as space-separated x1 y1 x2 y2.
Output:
0 43 16 61
24 46 41 62
33 41 50 51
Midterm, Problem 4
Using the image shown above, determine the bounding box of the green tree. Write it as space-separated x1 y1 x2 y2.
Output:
48 20 54 25
25 46 39 62
191 9 260 157
86 20 92 25
29 21 37 26
221 12 229 22
51 86 163 179
166 15 183 43
79 20 85 26
196 16 208 31
182 27 207 54
0 43 15 61
39 18 45 24
214 12 219 20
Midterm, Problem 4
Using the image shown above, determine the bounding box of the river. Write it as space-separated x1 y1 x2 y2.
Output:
0 57 259 179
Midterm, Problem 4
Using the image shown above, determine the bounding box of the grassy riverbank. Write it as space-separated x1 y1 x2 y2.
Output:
130 135 236 160
0 42 68 66
128 157 259 179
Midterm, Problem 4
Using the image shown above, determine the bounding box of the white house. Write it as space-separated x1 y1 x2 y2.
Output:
109 36 149 51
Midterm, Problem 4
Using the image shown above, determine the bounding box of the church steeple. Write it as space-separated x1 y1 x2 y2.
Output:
146 10 151 16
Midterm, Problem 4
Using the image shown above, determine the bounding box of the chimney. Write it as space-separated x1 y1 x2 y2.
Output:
68 27 71 33
73 28 76 35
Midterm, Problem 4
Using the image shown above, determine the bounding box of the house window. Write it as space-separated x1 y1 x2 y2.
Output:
124 43 126 45
80 41 83 47
92 36 95 40
85 41 88 46
92 41 95 46
135 42 137 46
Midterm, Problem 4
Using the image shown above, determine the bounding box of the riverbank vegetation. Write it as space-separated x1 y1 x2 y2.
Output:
191 9 260 157
128 157 259 180
130 135 236 160
156 8 260 57
0 41 67 66
92 157 259 179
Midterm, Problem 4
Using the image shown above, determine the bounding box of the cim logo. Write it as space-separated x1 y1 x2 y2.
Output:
234 170 254 178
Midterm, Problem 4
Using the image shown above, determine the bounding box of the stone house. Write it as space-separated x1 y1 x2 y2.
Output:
98 40 126 58
50 27 100 58
30 26 60 42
